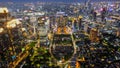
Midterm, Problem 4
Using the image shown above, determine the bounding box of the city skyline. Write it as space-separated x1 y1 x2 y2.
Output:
0 0 119 3
0 1 120 68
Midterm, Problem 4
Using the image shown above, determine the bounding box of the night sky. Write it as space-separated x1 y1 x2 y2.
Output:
0 0 119 2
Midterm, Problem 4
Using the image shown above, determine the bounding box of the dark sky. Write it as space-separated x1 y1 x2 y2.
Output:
0 0 119 2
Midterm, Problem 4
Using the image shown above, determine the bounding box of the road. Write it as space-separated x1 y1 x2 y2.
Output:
8 42 36 68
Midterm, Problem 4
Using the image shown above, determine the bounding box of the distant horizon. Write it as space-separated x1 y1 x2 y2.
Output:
0 0 119 3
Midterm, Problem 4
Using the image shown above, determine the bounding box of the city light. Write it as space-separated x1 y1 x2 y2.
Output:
0 27 4 33
15 19 22 25
21 28 26 31
0 1 120 68
0 7 9 13
6 19 21 28
6 22 16 28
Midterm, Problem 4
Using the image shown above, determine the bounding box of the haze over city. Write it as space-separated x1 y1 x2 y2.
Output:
0 0 119 2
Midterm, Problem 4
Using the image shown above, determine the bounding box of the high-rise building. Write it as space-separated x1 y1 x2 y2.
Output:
90 28 99 42
117 27 120 37
0 7 10 25
73 19 78 29
55 12 71 34
0 7 22 66
78 16 83 30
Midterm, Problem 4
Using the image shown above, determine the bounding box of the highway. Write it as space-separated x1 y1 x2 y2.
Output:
8 42 36 68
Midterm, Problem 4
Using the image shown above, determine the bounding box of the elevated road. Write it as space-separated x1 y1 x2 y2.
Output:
8 42 37 68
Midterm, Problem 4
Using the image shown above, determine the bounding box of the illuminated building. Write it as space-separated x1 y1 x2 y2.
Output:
117 28 120 37
73 18 78 30
0 7 22 66
90 28 99 42
56 12 68 26
55 12 71 34
78 16 83 30
75 61 80 68
0 7 10 24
